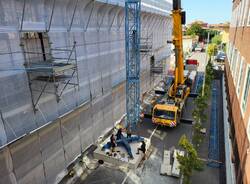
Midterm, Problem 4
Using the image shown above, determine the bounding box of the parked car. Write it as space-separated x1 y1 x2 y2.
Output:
216 51 226 62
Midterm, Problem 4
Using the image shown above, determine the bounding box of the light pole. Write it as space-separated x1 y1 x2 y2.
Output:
202 31 210 96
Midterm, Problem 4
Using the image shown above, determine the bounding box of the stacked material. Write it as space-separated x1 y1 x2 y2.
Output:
160 150 172 176
160 149 184 178
172 149 184 177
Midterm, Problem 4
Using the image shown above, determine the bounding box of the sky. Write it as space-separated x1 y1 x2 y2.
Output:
181 0 232 24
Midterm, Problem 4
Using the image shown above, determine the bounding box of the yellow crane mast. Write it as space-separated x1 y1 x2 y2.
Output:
172 0 185 96
152 0 190 127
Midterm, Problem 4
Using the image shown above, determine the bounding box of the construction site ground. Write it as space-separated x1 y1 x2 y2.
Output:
61 52 225 184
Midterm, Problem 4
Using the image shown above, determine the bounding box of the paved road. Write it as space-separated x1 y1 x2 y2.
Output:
189 52 207 72
67 52 225 184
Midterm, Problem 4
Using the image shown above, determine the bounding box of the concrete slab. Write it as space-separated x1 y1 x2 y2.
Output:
93 136 150 169
163 150 171 165
160 163 172 176
172 150 184 178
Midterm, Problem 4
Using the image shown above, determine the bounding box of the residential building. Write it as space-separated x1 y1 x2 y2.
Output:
226 0 250 183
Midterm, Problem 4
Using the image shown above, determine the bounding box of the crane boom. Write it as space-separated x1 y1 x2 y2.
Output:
172 0 185 95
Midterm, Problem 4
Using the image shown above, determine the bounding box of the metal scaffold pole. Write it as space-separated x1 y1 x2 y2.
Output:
125 0 141 132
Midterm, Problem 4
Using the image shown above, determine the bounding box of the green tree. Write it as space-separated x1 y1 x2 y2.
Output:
191 60 214 148
186 23 203 36
207 43 218 59
192 122 204 148
211 34 222 45
177 135 204 184
192 90 208 148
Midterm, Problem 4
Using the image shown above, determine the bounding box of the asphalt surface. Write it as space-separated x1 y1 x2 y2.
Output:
76 112 194 184
69 52 225 184
189 52 207 72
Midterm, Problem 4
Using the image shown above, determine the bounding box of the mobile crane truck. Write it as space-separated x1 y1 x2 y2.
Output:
152 0 191 127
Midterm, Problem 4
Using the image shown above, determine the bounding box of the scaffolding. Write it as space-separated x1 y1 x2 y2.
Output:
149 55 165 87
23 42 79 112
140 33 153 56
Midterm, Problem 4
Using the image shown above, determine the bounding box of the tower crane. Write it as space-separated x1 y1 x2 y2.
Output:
125 0 141 132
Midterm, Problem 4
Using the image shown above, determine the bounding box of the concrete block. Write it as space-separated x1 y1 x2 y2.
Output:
166 165 172 176
160 163 167 175
171 158 181 178
163 150 170 165
160 163 172 176
9 134 42 180
172 149 184 178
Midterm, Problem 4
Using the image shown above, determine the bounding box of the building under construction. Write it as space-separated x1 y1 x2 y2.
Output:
0 0 172 183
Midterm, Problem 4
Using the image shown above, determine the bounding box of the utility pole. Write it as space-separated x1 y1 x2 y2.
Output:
202 31 210 96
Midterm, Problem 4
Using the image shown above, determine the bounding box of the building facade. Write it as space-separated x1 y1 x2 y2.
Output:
0 0 172 183
226 0 250 183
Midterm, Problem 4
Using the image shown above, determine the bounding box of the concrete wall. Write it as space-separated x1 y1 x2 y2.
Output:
0 0 172 183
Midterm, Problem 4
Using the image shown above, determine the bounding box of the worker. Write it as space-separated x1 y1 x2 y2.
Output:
136 141 146 155
110 134 116 152
126 128 132 138
116 128 123 140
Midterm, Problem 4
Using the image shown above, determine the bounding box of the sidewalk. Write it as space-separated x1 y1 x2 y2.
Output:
191 73 225 184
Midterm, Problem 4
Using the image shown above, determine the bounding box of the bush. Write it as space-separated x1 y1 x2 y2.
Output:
211 35 222 45
177 135 204 184
207 43 218 59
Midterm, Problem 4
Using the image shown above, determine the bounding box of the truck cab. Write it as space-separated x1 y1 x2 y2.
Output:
152 102 178 127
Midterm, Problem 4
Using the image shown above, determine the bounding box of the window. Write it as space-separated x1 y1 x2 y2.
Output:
21 32 51 63
237 1 243 27
248 118 250 142
241 65 250 112
240 0 245 26
231 48 237 73
154 109 175 120
227 42 232 63
234 52 241 84
230 47 234 68
228 43 234 65
243 0 250 26
248 6 250 26
237 57 244 96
